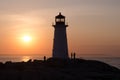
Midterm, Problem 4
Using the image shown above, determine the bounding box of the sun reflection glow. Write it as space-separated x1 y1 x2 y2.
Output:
22 56 31 62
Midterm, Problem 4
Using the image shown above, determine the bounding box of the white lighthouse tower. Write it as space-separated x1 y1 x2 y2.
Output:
52 12 69 59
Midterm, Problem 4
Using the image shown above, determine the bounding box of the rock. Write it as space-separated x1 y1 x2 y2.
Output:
0 58 120 80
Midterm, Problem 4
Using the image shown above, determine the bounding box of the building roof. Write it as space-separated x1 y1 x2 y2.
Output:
55 12 65 18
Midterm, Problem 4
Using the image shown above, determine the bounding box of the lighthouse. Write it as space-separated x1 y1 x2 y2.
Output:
52 12 69 59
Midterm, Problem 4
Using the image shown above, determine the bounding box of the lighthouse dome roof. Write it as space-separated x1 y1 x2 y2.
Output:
55 12 65 18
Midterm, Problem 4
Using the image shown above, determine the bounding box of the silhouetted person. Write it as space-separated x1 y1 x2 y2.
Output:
71 52 73 59
73 52 76 60
44 56 46 61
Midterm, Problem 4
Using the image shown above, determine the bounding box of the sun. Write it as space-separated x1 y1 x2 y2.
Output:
23 35 31 42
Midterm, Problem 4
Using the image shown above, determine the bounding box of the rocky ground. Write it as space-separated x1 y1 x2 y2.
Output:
0 58 120 80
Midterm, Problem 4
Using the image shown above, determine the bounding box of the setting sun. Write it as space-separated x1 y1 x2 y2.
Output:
23 35 31 42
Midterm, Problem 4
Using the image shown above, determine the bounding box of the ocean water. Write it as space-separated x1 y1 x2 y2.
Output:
83 57 120 69
0 55 120 69
0 55 44 63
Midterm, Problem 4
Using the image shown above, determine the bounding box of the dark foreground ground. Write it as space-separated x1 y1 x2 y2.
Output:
0 58 120 80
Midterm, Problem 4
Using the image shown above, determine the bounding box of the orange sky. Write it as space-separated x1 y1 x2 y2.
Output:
0 0 120 57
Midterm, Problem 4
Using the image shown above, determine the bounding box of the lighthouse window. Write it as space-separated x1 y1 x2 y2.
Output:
56 19 61 22
61 19 65 22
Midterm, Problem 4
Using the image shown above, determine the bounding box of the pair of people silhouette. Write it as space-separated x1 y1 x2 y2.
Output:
71 52 76 59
